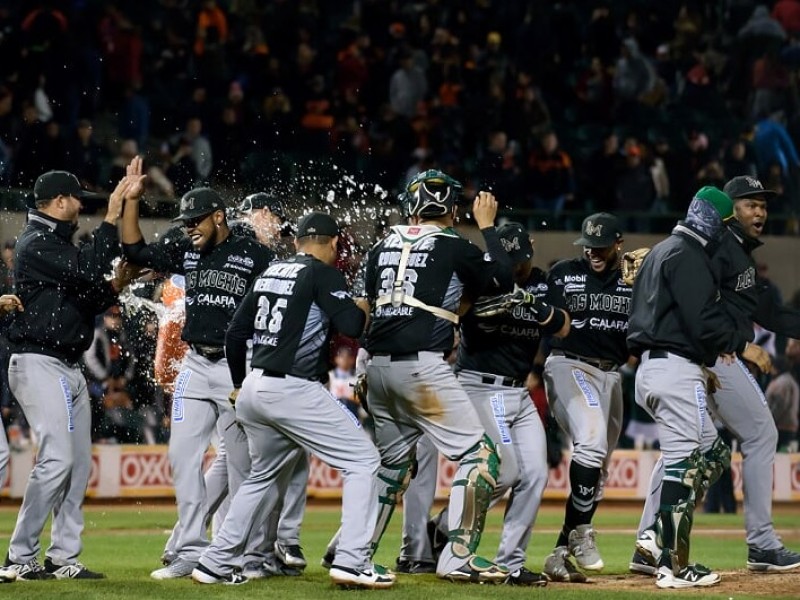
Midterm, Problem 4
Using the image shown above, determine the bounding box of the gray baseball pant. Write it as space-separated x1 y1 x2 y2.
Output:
0 417 8 490
200 370 379 574
449 371 548 571
367 352 489 576
544 355 623 494
398 435 437 564
638 357 780 550
7 353 92 565
167 351 251 563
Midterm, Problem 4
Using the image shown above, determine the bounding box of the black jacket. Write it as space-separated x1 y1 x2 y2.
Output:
8 212 120 362
715 221 800 338
627 222 750 366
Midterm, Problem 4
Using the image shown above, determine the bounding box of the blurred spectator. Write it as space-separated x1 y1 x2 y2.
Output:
750 48 790 120
766 354 799 451
84 305 139 443
210 103 246 186
575 56 613 123
587 130 622 212
738 5 787 42
474 130 520 204
615 144 656 231
118 85 150 152
389 49 427 119
170 116 213 182
753 111 800 187
772 0 800 35
64 119 106 192
328 345 360 419
612 38 657 108
194 0 229 85
527 131 575 221
13 101 47 186
724 139 759 178
98 5 143 106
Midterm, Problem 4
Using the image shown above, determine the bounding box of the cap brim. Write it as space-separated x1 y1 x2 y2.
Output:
573 236 615 248
171 209 216 222
75 190 107 201
731 189 778 200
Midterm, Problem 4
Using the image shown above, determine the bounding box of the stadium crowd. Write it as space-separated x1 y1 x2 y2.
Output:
1 2 800 229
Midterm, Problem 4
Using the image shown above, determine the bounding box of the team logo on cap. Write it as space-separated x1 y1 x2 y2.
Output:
744 176 764 190
184 198 194 210
500 236 521 253
585 220 604 236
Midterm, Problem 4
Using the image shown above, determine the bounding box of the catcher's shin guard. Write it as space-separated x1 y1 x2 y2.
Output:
658 450 703 572
447 435 500 559
368 458 415 555
699 435 731 496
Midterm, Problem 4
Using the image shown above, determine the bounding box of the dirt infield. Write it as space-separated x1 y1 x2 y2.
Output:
584 570 800 597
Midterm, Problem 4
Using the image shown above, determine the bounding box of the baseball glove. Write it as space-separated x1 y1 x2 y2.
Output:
473 286 535 318
352 373 368 413
621 247 651 286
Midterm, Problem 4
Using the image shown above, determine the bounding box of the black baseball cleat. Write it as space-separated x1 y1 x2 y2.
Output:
191 563 248 585
44 558 105 579
329 564 395 589
395 558 437 574
629 550 658 576
3 555 55 581
747 546 800 572
321 549 336 569
504 566 548 586
274 542 307 569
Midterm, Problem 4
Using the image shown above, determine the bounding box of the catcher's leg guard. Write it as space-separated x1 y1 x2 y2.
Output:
698 435 731 498
447 435 500 559
368 458 415 555
657 449 703 572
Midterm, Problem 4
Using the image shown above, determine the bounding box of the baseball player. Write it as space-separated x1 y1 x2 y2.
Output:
120 159 274 579
631 177 800 575
540 212 630 582
237 192 309 575
3 169 138 580
627 186 771 588
192 212 393 588
428 221 570 586
327 169 515 582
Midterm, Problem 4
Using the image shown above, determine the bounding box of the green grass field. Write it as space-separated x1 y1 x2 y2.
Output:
0 500 798 599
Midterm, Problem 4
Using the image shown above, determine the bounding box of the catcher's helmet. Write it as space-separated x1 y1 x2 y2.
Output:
405 169 462 218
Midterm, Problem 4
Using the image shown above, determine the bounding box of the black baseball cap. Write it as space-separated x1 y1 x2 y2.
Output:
723 176 777 201
296 212 339 238
33 170 105 204
172 188 226 222
573 212 623 248
497 222 533 264
238 192 285 219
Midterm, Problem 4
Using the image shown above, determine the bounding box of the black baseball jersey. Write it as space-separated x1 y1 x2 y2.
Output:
225 253 366 385
627 223 749 365
456 267 549 378
122 231 273 346
715 222 800 338
364 224 513 355
546 256 631 365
